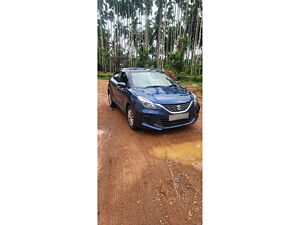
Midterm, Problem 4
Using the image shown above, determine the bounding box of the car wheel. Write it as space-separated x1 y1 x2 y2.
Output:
108 92 116 108
127 105 137 130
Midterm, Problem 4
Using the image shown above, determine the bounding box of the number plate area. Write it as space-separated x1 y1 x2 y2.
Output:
169 113 189 121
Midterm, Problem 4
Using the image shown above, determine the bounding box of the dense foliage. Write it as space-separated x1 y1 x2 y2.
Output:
98 0 202 80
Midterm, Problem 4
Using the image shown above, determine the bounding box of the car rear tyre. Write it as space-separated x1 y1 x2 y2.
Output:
127 106 137 130
108 92 116 108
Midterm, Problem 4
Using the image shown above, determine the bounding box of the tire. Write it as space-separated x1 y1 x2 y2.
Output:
127 105 137 130
108 92 116 108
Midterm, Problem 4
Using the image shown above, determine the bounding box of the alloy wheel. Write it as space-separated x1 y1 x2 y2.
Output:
108 93 112 105
127 109 134 127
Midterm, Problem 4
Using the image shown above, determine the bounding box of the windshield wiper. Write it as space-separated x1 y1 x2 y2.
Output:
145 85 164 88
168 84 178 87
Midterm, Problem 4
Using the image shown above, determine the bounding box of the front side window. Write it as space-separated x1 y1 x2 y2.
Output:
120 72 128 84
131 71 176 88
113 72 121 82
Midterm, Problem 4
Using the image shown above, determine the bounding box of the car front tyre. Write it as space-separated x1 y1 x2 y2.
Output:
108 92 116 108
127 105 137 130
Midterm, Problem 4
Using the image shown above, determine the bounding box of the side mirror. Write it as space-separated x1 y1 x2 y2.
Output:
117 82 126 87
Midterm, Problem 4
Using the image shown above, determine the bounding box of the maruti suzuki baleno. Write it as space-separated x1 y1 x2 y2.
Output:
107 68 200 130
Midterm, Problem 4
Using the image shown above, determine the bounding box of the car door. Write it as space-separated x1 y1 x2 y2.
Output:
110 71 121 105
114 72 129 111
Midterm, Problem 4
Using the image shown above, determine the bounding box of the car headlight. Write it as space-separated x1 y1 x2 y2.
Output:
137 96 157 110
192 93 198 107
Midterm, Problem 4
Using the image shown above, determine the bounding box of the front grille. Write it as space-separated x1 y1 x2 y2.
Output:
156 118 193 128
161 101 191 112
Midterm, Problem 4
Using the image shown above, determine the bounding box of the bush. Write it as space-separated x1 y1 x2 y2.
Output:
192 76 202 83
176 72 184 80
177 74 193 82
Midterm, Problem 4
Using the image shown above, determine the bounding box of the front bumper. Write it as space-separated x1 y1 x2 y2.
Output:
134 103 200 131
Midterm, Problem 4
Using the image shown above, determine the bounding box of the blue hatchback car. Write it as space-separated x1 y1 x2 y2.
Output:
107 68 200 130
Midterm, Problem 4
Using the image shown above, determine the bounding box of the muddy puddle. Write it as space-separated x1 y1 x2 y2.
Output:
150 140 202 170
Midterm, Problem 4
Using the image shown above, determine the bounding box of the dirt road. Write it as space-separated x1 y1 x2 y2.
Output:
98 80 202 225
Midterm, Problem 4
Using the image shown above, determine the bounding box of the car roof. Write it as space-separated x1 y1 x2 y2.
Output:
119 68 164 73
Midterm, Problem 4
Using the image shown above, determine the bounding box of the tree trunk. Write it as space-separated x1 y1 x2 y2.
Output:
156 3 163 69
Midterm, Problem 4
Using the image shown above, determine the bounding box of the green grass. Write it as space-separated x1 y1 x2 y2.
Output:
98 72 113 76
177 74 202 83
98 72 113 80
179 81 202 87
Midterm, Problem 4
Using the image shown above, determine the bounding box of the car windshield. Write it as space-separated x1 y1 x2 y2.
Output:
130 71 176 88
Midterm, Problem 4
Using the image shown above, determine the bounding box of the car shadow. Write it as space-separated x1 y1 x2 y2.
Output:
138 123 200 136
